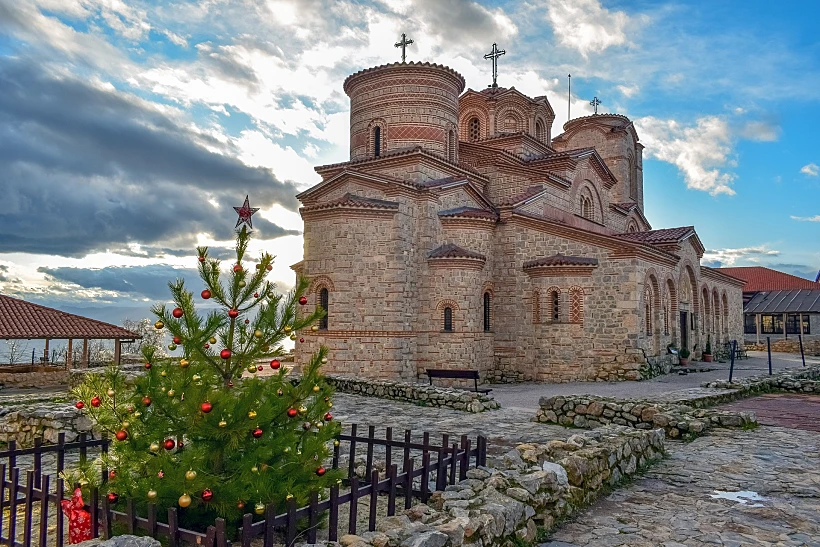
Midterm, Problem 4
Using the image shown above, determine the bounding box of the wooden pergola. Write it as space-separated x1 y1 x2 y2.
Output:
0 294 141 367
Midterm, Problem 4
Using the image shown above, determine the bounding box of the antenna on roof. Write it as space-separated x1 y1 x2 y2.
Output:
567 74 571 121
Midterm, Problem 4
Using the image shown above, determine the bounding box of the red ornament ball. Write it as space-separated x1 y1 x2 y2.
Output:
299 338 305 343
287 408 298 418
172 336 181 344
201 289 211 300
198 256 206 263
115 430 128 441
228 381 234 388
172 307 184 318
107 492 119 504
316 466 326 477
244 319 250 324
220 349 232 360
257 365 264 371
177 440 184 449
108 470 116 480
324 412 333 421
204 343 210 349
298 296 308 305
237 500 245 510
201 489 214 502
75 401 85 409
253 293 259 298
252 427 263 439
163 439 176 451
200 401 213 413
266 264 272 271
233 264 243 272
228 309 239 319
144 362 152 369
91 396 102 408
142 396 152 407
270 359 281 369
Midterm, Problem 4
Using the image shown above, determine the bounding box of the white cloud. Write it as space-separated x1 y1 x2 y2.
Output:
545 0 632 57
704 246 780 266
800 163 819 177
738 120 779 142
232 130 320 186
636 115 737 195
617 84 640 98
791 215 820 222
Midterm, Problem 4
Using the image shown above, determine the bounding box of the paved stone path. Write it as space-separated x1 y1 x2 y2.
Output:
543 426 820 547
490 352 820 411
722 394 820 432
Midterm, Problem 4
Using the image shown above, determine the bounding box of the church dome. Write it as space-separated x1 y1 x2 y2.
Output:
344 62 466 162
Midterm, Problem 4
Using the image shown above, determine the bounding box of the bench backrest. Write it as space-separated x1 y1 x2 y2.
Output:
426 369 480 379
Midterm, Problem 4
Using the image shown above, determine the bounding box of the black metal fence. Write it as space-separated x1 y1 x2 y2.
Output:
0 426 487 546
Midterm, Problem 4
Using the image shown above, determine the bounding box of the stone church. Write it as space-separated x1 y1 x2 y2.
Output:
292 59 744 383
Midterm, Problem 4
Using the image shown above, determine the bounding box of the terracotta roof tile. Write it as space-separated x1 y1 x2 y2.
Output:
419 176 467 188
499 185 544 207
523 254 599 269
343 61 465 93
427 244 486 260
0 295 141 339
438 207 498 220
717 267 820 292
615 226 695 244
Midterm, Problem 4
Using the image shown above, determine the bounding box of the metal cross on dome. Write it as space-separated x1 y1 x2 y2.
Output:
484 42 506 88
590 96 601 115
233 195 260 229
395 33 414 63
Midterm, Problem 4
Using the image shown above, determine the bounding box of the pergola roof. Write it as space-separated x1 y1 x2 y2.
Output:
0 294 141 340
744 290 820 314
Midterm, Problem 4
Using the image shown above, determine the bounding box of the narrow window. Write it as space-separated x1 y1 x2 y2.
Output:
535 120 545 142
319 288 329 330
744 314 757 334
469 117 481 142
443 307 453 331
533 290 541 324
663 304 669 335
448 130 456 161
551 291 560 321
483 292 491 332
645 304 651 334
373 126 381 157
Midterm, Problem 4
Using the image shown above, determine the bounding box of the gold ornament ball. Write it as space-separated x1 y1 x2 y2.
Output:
192 374 201 381
333 440 340 447
121 421 130 428
321 357 328 364
247 365 257 373
167 389 175 397
286 494 294 501
218 419 227 428
311 325 318 331
178 494 192 508
283 446 290 453
312 385 320 392
284 325 291 333
154 320 164 330
254 502 265 515
149 442 160 453
251 465 259 473
107 388 115 397
179 359 189 368
239 280 246 288
185 470 197 481
160 371 167 377
147 490 158 500
254 330 263 338
299 406 307 414
209 337 217 344
316 422 323 428
289 334 296 340
328 402 333 408
133 411 142 417
248 410 257 419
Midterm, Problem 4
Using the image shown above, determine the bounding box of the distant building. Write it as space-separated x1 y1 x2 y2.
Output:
717 266 820 350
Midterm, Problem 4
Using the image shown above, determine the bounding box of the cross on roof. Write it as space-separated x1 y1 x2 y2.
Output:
590 96 601 114
483 42 506 88
394 33 414 63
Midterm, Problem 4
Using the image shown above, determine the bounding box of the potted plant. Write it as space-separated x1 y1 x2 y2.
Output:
679 347 690 366
702 336 713 362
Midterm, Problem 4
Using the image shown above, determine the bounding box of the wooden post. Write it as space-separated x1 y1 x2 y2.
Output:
43 338 49 363
82 338 89 368
755 314 761 344
783 312 787 339
114 339 121 366
67 338 73 368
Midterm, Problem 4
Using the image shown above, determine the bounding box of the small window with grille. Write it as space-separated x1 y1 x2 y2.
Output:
319 288 329 330
469 117 481 142
443 307 453 331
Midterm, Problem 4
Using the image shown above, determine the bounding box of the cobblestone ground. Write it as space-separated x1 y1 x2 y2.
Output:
543 426 820 547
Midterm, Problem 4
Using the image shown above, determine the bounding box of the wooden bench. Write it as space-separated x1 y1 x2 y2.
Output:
425 369 492 394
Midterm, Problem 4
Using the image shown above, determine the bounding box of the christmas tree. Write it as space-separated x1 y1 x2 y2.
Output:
71 197 340 527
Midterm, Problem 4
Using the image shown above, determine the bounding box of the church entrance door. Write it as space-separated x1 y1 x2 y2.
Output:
680 311 689 349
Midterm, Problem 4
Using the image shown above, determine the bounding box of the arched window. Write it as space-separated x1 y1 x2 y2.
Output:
469 117 481 142
627 221 638 233
373 126 381 157
580 196 592 219
533 290 541 324
447 130 456 161
443 307 453 332
631 154 638 199
644 286 652 335
551 290 560 321
535 120 545 142
319 288 329 330
483 292 491 331
569 287 584 325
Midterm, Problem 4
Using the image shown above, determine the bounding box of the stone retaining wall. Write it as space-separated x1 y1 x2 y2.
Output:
702 363 820 392
534 395 756 440
0 368 70 388
326 376 499 413
0 404 94 446
310 426 664 547
745 337 820 355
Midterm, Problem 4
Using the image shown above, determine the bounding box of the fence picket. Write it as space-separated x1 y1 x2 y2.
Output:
33 438 42 490
9 467 20 544
435 448 446 491
0 463 6 542
167 507 179 547
385 427 393 470
147 502 158 538
264 503 276 546
90 487 100 539
329 483 339 542
368 469 379 531
348 475 358 536
403 430 411 463
55 478 65 547
126 497 136 534
449 444 458 485
347 424 358 480
241 512 253 547
460 438 471 481
387 464 397 516
286 496 297 547
404 458 414 509
38 474 50 547
56 433 66 475
365 426 376 480
308 490 319 543
420 452 430 503
23 470 34 547
215 518 228 547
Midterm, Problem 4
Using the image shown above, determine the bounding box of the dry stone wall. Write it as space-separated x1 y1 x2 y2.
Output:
301 425 664 547
702 363 820 392
0 368 69 388
0 403 94 446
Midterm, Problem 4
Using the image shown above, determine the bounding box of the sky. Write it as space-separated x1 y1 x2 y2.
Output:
1 0 819 327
